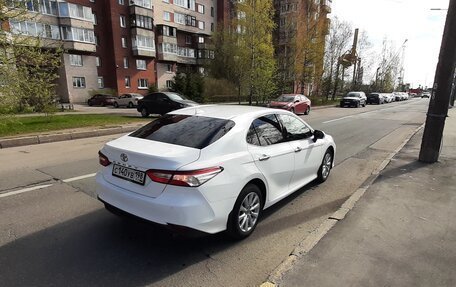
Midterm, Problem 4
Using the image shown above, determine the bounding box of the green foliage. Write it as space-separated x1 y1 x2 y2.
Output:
0 1 64 115
148 84 158 93
203 78 238 102
170 72 205 103
210 0 277 105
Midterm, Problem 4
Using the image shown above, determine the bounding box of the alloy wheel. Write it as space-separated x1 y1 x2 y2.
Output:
238 192 260 233
321 152 332 180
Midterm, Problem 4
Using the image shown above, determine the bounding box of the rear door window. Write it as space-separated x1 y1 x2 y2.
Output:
129 115 235 149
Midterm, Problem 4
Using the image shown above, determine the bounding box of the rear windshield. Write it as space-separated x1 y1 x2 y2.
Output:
346 93 360 98
129 115 235 149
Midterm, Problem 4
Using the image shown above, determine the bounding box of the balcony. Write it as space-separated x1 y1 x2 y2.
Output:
156 35 177 45
322 3 332 14
321 18 331 35
132 47 156 57
63 41 96 52
129 5 153 18
59 18 94 30
157 52 177 62
197 43 214 50
131 28 154 38
177 56 196 65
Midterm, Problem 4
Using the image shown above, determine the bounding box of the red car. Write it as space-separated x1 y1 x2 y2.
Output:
87 94 116 106
268 94 311 115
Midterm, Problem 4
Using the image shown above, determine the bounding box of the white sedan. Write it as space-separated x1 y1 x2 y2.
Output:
96 105 336 239
113 93 143 108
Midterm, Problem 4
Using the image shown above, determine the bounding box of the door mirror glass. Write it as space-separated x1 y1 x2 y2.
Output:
313 130 325 142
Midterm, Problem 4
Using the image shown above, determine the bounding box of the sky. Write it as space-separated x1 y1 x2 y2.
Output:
331 0 450 88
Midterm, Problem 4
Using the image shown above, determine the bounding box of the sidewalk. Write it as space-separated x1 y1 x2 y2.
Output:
276 108 456 286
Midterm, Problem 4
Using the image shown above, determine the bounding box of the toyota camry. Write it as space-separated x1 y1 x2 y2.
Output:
96 105 336 239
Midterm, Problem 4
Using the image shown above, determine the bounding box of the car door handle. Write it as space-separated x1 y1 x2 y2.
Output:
258 154 270 161
294 147 302 153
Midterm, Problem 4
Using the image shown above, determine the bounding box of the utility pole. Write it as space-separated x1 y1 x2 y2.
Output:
419 0 456 163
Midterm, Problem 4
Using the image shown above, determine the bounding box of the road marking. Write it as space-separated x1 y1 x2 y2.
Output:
323 115 354 123
0 184 53 198
62 173 97 183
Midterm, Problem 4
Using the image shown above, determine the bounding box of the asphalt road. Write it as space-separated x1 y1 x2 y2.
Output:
0 99 428 287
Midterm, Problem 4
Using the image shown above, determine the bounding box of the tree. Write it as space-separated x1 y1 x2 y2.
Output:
0 0 63 114
210 0 277 105
170 72 205 103
322 17 353 99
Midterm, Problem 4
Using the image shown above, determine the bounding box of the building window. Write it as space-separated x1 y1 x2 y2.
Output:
174 0 186 8
136 59 147 70
211 6 214 17
123 57 129 68
95 34 99 45
185 35 192 44
211 22 214 32
188 0 195 10
138 78 148 89
96 56 101 67
163 11 171 21
160 43 177 54
132 35 155 51
175 13 185 25
93 13 97 25
61 26 95 43
72 77 86 88
131 15 153 30
185 15 196 27
197 4 204 14
97 77 104 88
59 3 94 21
163 0 169 3
198 21 205 30
120 15 127 28
166 80 173 88
167 64 173 72
119 0 124 4
198 36 204 43
163 26 176 37
121 37 127 48
125 76 131 88
69 54 83 66
130 0 152 9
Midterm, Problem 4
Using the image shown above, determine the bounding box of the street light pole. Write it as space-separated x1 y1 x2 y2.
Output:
419 0 456 163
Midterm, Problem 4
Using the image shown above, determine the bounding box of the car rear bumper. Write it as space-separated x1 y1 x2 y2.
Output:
96 172 230 234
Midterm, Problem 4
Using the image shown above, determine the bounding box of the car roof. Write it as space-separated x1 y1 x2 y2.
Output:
170 105 291 120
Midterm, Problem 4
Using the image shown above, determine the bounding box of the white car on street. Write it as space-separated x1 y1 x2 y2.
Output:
96 105 336 239
113 93 143 108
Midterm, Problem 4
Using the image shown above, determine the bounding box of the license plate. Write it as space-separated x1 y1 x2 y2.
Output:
112 164 146 185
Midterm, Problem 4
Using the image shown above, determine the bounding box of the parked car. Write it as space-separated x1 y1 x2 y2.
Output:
421 92 431 98
367 93 385 105
113 93 143 108
137 92 199 117
87 94 116 106
340 91 367 108
268 94 311 115
383 93 394 103
96 105 336 239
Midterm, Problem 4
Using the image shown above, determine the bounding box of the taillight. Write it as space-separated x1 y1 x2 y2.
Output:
98 151 111 167
146 167 223 187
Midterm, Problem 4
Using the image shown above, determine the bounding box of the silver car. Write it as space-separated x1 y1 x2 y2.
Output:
113 93 144 108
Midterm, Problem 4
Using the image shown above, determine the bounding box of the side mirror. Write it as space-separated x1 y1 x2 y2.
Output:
313 130 325 142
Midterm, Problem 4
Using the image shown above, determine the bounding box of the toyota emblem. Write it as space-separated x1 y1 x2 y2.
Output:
120 153 128 162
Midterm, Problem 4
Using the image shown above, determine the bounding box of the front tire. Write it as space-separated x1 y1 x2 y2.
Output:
113 102 119 108
227 184 263 240
128 102 133 108
356 102 360 108
317 149 333 183
140 107 149 118
304 106 310 115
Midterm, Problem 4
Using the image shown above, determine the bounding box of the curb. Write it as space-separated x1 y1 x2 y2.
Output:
0 124 143 149
260 123 425 287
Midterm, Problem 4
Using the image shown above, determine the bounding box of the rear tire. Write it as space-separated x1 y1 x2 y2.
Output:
113 102 119 108
317 149 333 183
227 184 263 240
128 102 133 108
140 107 149 118
88 100 93 106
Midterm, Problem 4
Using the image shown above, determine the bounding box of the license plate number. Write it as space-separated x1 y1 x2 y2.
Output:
112 164 146 185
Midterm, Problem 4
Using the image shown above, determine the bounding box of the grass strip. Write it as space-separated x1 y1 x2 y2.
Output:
0 114 150 137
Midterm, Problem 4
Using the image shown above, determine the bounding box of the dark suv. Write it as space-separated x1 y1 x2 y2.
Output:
367 93 385 105
137 92 199 117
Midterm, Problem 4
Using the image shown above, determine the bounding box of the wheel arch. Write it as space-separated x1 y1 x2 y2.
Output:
245 178 267 208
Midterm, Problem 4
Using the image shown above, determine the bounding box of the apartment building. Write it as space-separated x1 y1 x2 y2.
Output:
5 0 215 103
274 0 332 95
